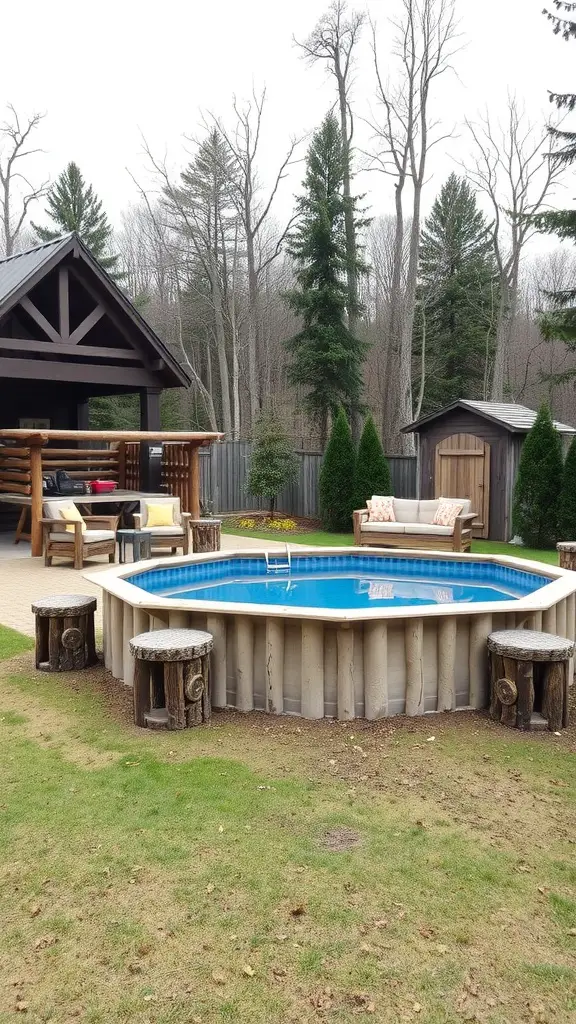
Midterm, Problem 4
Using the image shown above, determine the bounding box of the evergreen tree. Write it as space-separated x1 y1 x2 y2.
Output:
415 173 497 412
319 407 356 531
558 434 576 539
354 414 392 510
532 3 576 340
32 162 121 276
512 403 563 548
284 114 367 444
247 414 299 518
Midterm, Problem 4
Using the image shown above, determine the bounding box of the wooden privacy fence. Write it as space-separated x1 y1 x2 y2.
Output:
199 442 417 517
111 441 417 516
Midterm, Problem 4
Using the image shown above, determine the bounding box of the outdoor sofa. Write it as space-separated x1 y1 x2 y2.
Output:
353 497 477 553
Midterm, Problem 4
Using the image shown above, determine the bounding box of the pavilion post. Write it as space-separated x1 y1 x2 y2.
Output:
189 444 201 518
29 442 45 557
140 388 161 432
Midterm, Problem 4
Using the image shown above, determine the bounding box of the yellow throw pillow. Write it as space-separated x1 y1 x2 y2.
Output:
59 506 86 534
146 503 175 528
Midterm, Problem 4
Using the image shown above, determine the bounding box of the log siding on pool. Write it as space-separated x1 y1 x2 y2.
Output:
91 548 576 721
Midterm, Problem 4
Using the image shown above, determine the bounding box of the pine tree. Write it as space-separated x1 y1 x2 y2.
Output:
319 407 356 531
284 114 367 445
512 404 563 548
558 434 576 538
415 173 497 412
354 415 392 510
532 3 576 340
247 414 299 518
32 162 121 276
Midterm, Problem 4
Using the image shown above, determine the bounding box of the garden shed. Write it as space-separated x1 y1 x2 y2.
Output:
403 400 576 541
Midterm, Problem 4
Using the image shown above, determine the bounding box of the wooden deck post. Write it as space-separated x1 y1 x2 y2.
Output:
29 442 44 557
189 443 201 518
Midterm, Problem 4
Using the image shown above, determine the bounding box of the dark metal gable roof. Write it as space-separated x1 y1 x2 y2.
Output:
0 236 72 308
0 233 190 388
403 399 576 435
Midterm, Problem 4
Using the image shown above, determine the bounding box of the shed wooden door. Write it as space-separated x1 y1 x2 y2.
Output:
434 433 490 538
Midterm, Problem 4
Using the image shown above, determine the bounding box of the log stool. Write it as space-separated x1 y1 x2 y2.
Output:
129 628 214 730
190 518 222 553
487 629 574 731
557 542 576 571
31 594 97 672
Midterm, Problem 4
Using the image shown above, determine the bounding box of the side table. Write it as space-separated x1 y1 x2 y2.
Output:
117 529 152 564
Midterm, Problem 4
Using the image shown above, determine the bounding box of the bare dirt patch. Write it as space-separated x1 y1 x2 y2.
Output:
321 826 362 851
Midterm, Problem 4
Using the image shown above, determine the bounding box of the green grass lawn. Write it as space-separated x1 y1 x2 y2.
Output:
0 623 34 660
0 627 575 1022
223 526 559 565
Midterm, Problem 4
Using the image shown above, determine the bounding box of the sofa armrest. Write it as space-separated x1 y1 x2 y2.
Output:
133 513 142 529
453 511 477 550
353 508 369 545
84 514 120 531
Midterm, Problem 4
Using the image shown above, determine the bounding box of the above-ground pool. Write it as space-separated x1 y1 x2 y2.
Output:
95 548 576 722
127 554 547 611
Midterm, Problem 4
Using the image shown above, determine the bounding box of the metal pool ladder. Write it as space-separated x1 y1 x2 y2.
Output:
264 544 292 572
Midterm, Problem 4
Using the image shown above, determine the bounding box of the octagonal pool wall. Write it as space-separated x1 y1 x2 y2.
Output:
93 548 576 720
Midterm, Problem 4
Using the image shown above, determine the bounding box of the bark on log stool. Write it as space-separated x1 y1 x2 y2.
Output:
129 628 214 730
190 518 222 553
557 542 576 571
487 629 574 732
31 594 97 672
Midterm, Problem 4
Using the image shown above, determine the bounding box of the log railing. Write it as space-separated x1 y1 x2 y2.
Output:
124 441 199 514
0 434 207 554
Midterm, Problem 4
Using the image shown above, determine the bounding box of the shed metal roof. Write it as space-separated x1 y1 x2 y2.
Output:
403 399 576 435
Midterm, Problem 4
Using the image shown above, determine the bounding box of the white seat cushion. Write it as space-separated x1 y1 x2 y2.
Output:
145 526 185 536
405 524 453 536
392 499 420 523
417 499 440 524
49 530 114 543
362 522 406 534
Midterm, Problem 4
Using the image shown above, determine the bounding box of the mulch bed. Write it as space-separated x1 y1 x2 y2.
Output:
221 512 320 532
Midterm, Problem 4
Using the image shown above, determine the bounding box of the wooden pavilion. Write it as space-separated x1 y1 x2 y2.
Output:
0 233 223 555
0 232 190 429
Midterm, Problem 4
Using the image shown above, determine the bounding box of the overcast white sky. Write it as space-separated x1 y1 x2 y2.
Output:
0 0 573 239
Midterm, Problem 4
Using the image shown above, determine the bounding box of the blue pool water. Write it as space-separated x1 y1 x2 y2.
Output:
128 555 548 610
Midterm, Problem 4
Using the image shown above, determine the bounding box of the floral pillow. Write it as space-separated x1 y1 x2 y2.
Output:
433 499 464 528
367 495 396 523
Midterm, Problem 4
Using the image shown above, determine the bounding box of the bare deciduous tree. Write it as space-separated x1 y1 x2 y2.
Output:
463 97 562 401
0 105 48 257
368 0 458 454
212 90 301 429
296 0 365 346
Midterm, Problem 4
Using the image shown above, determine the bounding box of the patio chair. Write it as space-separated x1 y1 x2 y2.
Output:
133 496 191 555
42 499 119 570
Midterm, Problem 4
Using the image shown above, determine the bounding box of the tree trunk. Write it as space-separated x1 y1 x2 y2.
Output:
491 270 518 401
245 223 260 429
209 265 232 436
335 62 361 440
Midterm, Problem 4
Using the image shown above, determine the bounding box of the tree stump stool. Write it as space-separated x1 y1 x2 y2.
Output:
190 519 222 553
557 542 576 571
129 628 214 730
487 629 574 731
31 594 97 672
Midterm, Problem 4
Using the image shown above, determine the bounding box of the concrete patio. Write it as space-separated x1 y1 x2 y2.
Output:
0 532 296 636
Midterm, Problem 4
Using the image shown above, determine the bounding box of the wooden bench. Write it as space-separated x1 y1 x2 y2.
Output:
31 594 97 671
487 629 574 732
129 628 214 730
